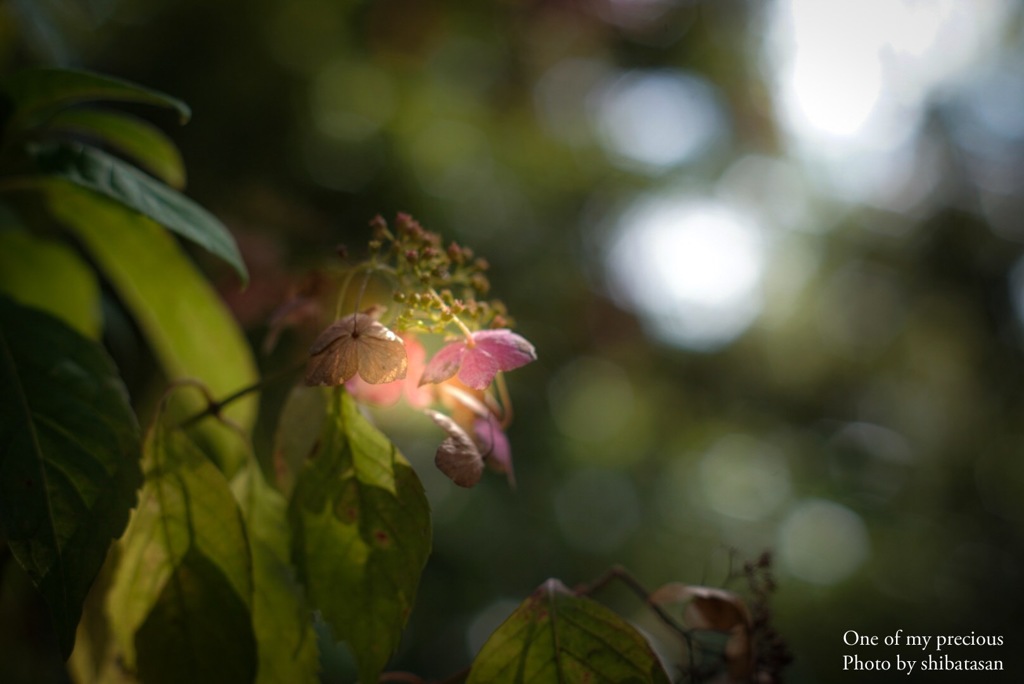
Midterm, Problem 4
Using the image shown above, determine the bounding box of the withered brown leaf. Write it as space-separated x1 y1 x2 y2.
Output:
425 409 484 488
305 313 408 386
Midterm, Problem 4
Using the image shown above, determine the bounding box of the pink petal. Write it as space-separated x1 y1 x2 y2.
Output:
455 329 537 390
345 375 403 406
474 415 513 485
472 330 537 372
401 336 435 408
458 347 502 390
420 340 466 385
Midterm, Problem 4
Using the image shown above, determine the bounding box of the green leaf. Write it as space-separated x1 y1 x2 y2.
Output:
0 295 141 658
107 418 256 683
467 579 671 684
31 142 247 284
232 460 320 684
289 389 431 684
48 183 258 474
0 228 102 339
1 67 190 137
45 108 187 189
271 384 329 498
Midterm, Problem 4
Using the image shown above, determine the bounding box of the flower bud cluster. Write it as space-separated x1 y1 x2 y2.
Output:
364 213 511 335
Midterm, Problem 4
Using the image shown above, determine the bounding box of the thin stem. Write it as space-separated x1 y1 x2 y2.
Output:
428 287 474 344
334 266 360 319
176 360 304 429
576 565 694 648
352 267 373 317
494 372 513 429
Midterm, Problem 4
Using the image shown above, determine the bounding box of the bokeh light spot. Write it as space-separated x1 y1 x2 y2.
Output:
698 435 791 521
549 357 634 445
778 499 870 585
592 70 724 172
606 195 765 351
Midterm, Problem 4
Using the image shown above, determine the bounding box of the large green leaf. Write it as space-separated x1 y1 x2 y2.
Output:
46 108 187 189
0 295 141 658
31 142 247 283
232 460 320 684
106 418 256 683
467 579 671 684
289 389 431 684
0 228 102 339
48 183 258 474
0 67 190 138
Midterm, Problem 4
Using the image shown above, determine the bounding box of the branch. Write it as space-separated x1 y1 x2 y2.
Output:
176 360 304 429
574 565 692 643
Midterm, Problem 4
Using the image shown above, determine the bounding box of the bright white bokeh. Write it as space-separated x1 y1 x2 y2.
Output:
592 69 724 172
606 194 765 351
765 0 1013 207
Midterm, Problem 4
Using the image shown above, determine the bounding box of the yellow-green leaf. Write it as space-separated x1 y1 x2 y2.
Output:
271 384 328 498
468 579 671 684
48 183 257 474
0 229 101 338
289 389 431 684
232 461 320 684
107 418 255 682
32 143 247 283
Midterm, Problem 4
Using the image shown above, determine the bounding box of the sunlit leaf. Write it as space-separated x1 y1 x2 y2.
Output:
0 295 141 658
232 460 320 684
48 183 257 474
467 578 671 684
0 67 190 138
305 313 408 386
107 418 255 683
30 142 247 283
289 389 431 684
45 108 187 188
0 229 101 339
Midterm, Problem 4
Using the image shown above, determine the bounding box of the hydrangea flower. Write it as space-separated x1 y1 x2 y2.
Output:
421 329 536 390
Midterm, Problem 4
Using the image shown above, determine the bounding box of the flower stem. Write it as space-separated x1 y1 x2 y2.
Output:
428 287 475 345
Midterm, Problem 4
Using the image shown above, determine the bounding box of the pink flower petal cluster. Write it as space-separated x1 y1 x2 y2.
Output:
345 333 432 408
421 329 536 390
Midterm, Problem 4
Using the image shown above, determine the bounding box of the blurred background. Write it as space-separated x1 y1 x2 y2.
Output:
4 0 1024 681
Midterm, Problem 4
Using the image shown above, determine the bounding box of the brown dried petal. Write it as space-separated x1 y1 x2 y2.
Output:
305 313 407 386
426 409 484 488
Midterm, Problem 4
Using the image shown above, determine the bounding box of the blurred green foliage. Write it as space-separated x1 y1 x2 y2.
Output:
3 0 1024 681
